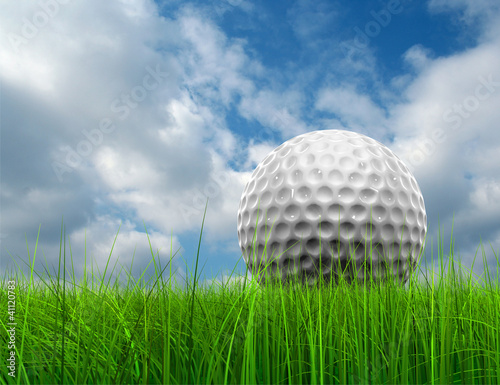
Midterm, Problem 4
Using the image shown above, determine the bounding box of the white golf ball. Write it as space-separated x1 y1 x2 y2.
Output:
237 130 427 286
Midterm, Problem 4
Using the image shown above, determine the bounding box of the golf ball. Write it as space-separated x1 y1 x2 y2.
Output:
237 130 427 286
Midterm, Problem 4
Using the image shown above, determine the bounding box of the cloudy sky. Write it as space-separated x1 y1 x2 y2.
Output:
1 0 499 289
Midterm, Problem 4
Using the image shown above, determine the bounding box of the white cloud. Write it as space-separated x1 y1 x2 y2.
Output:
390 38 500 169
178 7 258 106
89 92 238 235
383 12 500 273
68 215 183 279
428 0 500 22
315 85 387 130
239 89 308 138
404 44 433 71
287 0 337 41
470 178 500 211
244 142 275 169
0 0 252 281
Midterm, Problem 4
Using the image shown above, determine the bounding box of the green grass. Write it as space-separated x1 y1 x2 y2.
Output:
1 209 499 384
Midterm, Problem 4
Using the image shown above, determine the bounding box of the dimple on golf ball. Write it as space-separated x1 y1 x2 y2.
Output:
237 130 427 286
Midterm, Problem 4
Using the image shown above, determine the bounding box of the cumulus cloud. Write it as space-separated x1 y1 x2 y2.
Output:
428 0 500 22
287 0 338 42
386 14 500 274
0 0 249 281
1 0 499 286
239 89 308 138
67 215 183 281
403 44 434 71
177 6 258 106
1 0 298 285
315 85 387 134
244 142 276 169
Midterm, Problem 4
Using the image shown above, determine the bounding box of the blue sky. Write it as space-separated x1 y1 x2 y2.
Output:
1 0 500 289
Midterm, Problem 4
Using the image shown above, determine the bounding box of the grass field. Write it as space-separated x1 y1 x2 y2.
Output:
1 212 499 384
